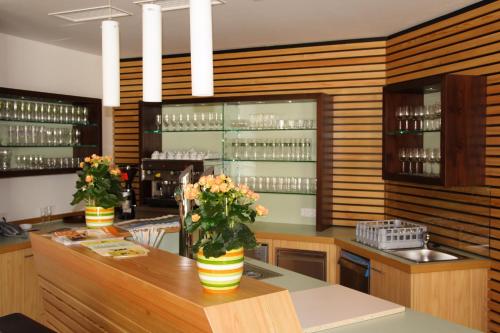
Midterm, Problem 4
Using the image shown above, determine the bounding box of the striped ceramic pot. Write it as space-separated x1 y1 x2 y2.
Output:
196 247 244 293
85 206 115 228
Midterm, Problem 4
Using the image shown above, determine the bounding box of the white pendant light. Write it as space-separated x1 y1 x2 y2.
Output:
101 20 120 107
142 4 163 102
190 0 214 97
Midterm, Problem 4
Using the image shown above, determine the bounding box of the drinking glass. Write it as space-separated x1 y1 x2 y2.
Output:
4 100 12 120
396 107 405 131
417 148 426 175
402 106 410 131
432 148 441 176
155 114 162 131
199 112 207 130
433 103 442 130
82 107 89 124
192 113 199 130
399 148 407 173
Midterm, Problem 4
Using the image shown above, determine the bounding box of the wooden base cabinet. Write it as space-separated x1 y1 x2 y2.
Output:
0 249 44 322
369 259 488 331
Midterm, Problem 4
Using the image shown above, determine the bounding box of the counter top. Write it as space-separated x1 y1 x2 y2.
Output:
250 222 490 274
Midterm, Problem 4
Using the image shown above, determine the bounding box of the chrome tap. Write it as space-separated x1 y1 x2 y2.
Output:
423 232 430 249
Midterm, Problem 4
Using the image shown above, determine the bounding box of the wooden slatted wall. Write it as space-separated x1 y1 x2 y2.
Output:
385 1 500 332
117 40 387 226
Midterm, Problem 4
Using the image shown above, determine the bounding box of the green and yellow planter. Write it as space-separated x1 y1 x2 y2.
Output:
85 206 114 228
196 247 244 293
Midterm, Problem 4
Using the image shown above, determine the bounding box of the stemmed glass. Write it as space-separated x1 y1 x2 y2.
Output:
417 148 426 175
432 148 441 176
396 107 405 131
192 113 199 130
163 114 170 130
155 114 162 132
170 114 178 131
399 148 407 173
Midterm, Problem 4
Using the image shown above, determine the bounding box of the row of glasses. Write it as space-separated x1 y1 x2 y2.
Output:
395 103 442 132
225 138 313 161
230 113 315 130
0 99 89 124
13 155 82 170
160 112 223 131
3 125 81 146
234 175 317 194
398 148 441 176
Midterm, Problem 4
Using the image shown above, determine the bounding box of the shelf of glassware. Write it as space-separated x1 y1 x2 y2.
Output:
383 79 444 184
221 159 317 225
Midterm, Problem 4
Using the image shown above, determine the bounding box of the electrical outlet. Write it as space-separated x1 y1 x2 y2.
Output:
300 208 316 218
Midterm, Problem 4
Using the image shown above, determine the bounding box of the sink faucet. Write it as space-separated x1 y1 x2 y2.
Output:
423 232 430 249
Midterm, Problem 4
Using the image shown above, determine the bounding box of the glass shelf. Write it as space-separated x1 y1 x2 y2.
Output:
145 127 317 134
144 129 223 134
0 119 96 126
223 159 316 163
398 172 440 178
225 128 317 132
386 129 441 136
0 144 97 148
258 191 316 196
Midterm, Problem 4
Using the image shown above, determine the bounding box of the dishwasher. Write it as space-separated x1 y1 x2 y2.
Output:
338 250 370 294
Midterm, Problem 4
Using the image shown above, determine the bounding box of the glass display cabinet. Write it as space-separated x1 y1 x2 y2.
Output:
140 94 332 230
0 87 102 178
383 74 485 186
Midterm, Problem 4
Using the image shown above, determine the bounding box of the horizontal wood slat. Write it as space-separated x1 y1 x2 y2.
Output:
118 44 385 225
386 4 500 331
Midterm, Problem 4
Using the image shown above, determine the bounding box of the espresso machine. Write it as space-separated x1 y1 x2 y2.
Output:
116 165 138 220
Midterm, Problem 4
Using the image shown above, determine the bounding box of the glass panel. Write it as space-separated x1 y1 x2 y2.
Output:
155 98 318 226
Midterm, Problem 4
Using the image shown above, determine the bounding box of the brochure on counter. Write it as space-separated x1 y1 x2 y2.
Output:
79 238 149 259
51 226 126 246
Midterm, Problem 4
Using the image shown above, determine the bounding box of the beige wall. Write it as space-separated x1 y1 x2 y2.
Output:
0 33 113 221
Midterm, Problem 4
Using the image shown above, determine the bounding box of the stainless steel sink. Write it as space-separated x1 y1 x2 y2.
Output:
388 248 462 263
243 262 282 280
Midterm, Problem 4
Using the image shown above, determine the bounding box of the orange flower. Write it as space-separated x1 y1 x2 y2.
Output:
198 176 207 186
239 184 249 194
255 204 268 216
191 214 201 222
219 183 229 193
84 157 91 163
210 184 220 193
251 192 260 201
85 175 94 183
79 162 85 168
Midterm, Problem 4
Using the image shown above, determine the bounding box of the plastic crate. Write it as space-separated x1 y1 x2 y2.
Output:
355 219 427 250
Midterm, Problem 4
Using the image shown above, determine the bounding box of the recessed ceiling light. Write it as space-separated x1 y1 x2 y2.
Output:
133 0 225 12
48 6 132 23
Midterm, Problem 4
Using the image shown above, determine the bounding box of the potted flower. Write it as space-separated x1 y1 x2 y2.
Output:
71 154 123 228
184 174 268 293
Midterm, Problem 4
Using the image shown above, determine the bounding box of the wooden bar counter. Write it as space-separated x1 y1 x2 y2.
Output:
29 233 302 333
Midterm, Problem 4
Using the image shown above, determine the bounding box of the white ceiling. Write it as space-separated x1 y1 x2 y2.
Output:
0 0 481 58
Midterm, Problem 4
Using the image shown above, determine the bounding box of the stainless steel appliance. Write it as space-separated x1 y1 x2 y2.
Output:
338 250 370 294
276 248 327 281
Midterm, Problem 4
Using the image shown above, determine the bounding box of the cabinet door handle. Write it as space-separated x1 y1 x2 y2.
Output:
24 254 34 258
371 267 383 274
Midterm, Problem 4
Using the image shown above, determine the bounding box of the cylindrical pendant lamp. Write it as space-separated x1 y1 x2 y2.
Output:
190 0 214 96
101 20 120 107
142 4 163 102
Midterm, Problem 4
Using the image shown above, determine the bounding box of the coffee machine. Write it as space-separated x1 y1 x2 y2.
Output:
117 165 138 220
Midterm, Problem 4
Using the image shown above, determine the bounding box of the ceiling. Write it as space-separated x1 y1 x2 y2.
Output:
0 0 481 58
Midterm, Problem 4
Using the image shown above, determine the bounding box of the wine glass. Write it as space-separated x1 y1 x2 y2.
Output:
192 113 199 130
396 107 405 132
155 114 162 132
417 148 426 175
163 114 170 130
432 148 441 176
399 148 407 173
402 106 410 131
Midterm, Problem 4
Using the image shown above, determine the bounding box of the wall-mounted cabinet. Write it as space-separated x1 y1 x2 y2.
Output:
0 87 102 178
140 94 332 231
383 74 485 186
